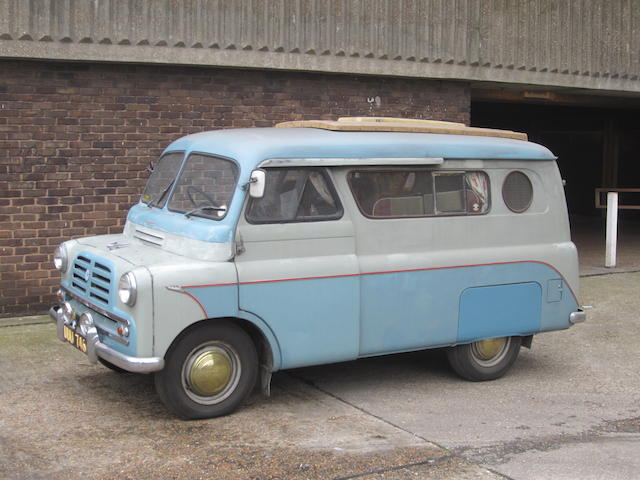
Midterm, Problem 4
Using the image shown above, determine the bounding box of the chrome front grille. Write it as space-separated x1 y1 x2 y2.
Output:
71 254 114 306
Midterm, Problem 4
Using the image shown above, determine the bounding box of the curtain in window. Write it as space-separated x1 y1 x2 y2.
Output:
466 172 489 205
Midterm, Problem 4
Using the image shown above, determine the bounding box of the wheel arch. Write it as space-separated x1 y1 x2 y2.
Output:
162 314 281 395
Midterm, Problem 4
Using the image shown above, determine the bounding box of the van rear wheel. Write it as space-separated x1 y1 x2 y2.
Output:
446 336 521 381
155 321 258 419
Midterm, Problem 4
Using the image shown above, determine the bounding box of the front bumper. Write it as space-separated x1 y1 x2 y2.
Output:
50 306 164 374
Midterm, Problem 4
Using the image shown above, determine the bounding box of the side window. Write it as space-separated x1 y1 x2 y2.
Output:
502 171 533 213
348 169 489 218
246 168 342 223
435 172 466 213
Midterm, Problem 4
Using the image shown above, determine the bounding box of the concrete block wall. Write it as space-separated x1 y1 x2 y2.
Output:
2 1 639 94
0 60 469 316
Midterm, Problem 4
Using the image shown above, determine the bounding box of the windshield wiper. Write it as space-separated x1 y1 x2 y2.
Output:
184 205 227 218
147 179 175 207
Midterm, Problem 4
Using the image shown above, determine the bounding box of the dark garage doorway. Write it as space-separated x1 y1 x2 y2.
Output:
471 101 640 274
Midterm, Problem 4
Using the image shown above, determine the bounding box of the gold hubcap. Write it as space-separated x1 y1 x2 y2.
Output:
188 349 232 397
474 337 507 360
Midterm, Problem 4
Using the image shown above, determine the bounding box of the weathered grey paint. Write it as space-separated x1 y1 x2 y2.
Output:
0 0 638 94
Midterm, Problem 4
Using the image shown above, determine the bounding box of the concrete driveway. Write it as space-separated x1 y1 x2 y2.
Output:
1 272 639 479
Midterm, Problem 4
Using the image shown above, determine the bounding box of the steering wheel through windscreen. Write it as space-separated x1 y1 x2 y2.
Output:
187 185 219 208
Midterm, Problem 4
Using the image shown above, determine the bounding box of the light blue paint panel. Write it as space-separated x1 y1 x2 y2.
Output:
183 284 239 318
458 282 542 342
184 285 285 370
358 262 576 356
359 269 462 355
181 262 578 370
239 276 359 369
547 279 563 302
165 128 556 170
127 204 237 243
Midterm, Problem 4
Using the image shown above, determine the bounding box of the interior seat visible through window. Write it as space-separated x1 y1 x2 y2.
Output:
349 169 490 218
246 168 343 223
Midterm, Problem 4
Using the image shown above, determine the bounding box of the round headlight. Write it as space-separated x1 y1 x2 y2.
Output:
118 272 137 307
53 244 68 272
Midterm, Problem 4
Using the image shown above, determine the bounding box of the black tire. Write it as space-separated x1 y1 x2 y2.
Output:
98 357 128 373
154 321 258 419
446 336 522 382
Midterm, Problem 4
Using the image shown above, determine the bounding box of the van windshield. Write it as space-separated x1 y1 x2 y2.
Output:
141 152 184 208
167 153 239 220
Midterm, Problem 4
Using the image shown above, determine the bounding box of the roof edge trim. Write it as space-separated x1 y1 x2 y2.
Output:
259 157 445 168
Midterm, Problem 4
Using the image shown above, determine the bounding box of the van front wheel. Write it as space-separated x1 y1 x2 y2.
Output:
446 336 521 382
155 322 258 419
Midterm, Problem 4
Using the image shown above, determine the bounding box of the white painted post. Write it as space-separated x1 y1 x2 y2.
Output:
605 192 618 268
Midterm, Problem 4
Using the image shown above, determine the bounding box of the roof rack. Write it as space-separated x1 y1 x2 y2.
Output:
275 116 528 141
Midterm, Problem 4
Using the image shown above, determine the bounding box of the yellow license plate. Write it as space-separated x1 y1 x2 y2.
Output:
63 324 87 354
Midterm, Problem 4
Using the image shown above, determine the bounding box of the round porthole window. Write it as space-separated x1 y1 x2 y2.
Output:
502 171 533 213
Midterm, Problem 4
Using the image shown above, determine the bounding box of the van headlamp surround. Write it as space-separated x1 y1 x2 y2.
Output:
53 244 68 272
118 272 137 307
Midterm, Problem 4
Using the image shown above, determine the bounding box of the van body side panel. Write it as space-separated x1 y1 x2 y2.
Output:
357 261 577 355
332 159 579 356
358 268 459 353
239 276 359 368
181 285 238 318
458 282 542 342
150 262 240 358
235 219 360 370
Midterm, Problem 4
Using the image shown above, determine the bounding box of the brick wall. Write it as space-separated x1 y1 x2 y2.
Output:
0 60 470 317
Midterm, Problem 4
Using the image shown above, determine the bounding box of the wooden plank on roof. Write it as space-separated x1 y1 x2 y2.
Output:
275 117 528 141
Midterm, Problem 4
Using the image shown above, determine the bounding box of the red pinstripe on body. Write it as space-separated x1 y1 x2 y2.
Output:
179 260 578 309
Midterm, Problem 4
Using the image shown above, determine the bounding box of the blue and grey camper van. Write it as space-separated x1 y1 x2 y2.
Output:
51 117 585 418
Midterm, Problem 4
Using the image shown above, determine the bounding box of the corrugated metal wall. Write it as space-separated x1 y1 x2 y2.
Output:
1 0 638 92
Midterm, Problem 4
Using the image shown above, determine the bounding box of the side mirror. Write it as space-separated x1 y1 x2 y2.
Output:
249 169 266 198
